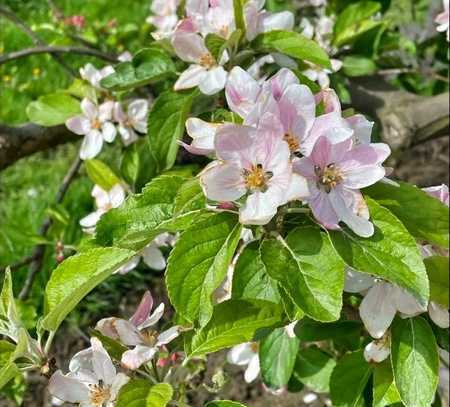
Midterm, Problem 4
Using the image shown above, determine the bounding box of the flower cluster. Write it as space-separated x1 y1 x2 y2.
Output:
183 67 391 236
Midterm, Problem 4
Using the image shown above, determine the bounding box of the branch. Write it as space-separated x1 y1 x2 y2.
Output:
348 76 449 151
0 45 119 65
0 123 81 171
19 156 82 300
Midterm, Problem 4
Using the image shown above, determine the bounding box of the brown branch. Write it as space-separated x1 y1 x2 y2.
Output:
348 76 449 151
0 255 39 274
19 156 82 300
0 123 82 171
0 45 119 65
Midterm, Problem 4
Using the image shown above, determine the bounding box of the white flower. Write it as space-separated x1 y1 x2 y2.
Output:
80 184 126 233
113 99 149 146
227 342 260 383
364 334 391 363
48 338 129 407
146 0 180 39
302 59 342 89
80 63 115 89
428 301 450 329
66 99 117 160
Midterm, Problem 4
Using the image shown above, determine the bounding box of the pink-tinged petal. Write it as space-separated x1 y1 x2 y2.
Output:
346 114 373 145
270 68 299 101
317 71 330 89
96 317 120 340
141 245 166 271
175 16 198 33
128 99 149 122
257 112 284 141
48 371 90 404
69 347 95 374
116 256 140 275
309 136 333 169
99 101 114 122
114 319 144 346
80 130 103 160
341 143 390 170
79 210 103 229
343 189 370 220
109 184 126 208
172 32 208 63
226 67 261 118
328 188 374 237
81 99 98 120
227 343 255 365
80 63 98 84
244 354 260 383
342 165 385 190
315 88 341 114
285 173 310 202
259 11 294 33
130 291 153 327
393 286 426 316
157 326 181 345
344 268 376 293
174 65 206 90
214 123 256 162
121 345 158 370
185 117 218 153
293 157 316 179
255 135 291 177
90 337 116 385
239 189 280 225
244 90 280 127
119 126 138 146
243 0 260 41
428 302 450 328
186 0 209 18
359 282 397 338
423 184 449 206
113 102 127 123
66 116 91 135
364 339 390 363
309 112 352 144
139 302 165 329
200 162 246 202
101 121 117 143
199 66 228 95
331 58 343 72
308 184 340 230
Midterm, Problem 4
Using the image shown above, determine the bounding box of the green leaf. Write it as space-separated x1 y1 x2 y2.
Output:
329 198 429 307
261 226 345 322
148 89 196 173
0 362 19 390
424 256 449 308
117 379 151 407
391 317 439 407
26 92 81 126
252 30 331 68
205 401 247 407
100 48 176 91
42 247 136 331
333 1 382 47
342 56 377 76
294 319 362 342
364 181 449 248
259 327 300 389
96 175 195 250
85 159 121 191
205 33 227 61
232 241 280 303
233 0 246 32
188 300 283 357
166 212 242 326
373 360 401 407
173 178 206 217
292 347 336 393
330 350 373 407
146 383 173 407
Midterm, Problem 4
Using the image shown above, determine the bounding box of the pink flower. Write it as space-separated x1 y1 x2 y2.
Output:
65 15 86 29
113 99 149 146
423 184 449 206
66 98 116 160
146 0 180 39
199 115 309 225
436 0 449 41
293 135 390 237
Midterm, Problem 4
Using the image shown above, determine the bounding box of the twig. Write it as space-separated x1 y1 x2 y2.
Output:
0 45 118 65
0 6 76 76
19 156 82 300
0 254 39 274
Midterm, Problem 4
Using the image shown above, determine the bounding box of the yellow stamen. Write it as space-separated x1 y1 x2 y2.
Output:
199 53 216 69
316 163 343 192
244 164 271 190
90 384 111 406
284 133 300 152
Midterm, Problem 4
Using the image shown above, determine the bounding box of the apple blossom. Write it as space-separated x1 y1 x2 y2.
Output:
146 0 180 39
363 334 391 363
113 99 149 146
80 63 115 90
199 115 309 225
66 98 116 160
293 135 390 237
302 59 343 89
436 0 449 41
424 184 449 206
48 338 129 407
96 291 181 370
227 342 260 383
180 117 222 156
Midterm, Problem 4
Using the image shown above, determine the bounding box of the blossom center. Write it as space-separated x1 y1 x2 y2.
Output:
89 383 111 406
91 118 102 130
141 329 158 346
243 164 273 191
284 133 300 152
199 53 217 69
315 163 343 192
250 342 259 353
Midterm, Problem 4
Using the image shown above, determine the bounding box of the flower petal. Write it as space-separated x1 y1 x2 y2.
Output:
142 245 166 271
139 303 165 329
174 65 206 90
115 319 144 346
172 32 209 63
344 268 376 293
128 99 149 122
259 11 294 34
184 117 218 154
270 68 299 101
121 345 158 370
91 337 116 385
80 130 103 160
81 99 98 120
346 114 373 145
393 286 426 316
79 210 103 229
157 326 181 345
48 371 90 404
109 184 126 208
227 343 255 365
428 302 450 328
244 354 261 383
199 66 228 95
102 121 117 143
66 116 91 135
364 339 390 363
129 291 153 328
226 67 261 118
239 189 280 225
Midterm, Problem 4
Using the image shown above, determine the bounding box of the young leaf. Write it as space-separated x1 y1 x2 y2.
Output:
232 241 280 303
391 317 439 407
252 30 331 68
85 159 121 191
148 89 197 173
42 247 136 331
329 198 429 307
166 212 242 326
100 47 176 91
116 379 151 407
188 300 283 357
424 256 449 308
294 319 362 342
373 360 401 407
364 181 449 248
342 56 377 76
291 347 336 393
146 383 173 407
259 327 300 389
330 350 373 407
26 93 81 126
260 226 345 322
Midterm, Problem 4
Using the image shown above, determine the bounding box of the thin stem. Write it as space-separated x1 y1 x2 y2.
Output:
44 330 56 356
152 359 161 382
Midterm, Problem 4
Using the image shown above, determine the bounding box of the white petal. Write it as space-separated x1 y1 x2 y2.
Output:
81 98 98 120
393 286 427 316
244 354 260 383
79 210 103 229
185 117 218 152
157 326 181 345
226 66 261 118
98 101 114 122
128 99 149 122
429 302 450 328
115 256 140 275
102 122 117 143
284 172 310 202
139 302 165 329
199 66 228 95
114 319 144 346
239 189 280 226
48 371 90 404
110 373 129 401
344 268 376 293
66 116 91 135
80 130 103 160
227 343 254 366
142 245 166 271
260 11 294 33
109 184 126 208
364 339 390 363
174 65 206 90
90 337 116 385
121 345 158 370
